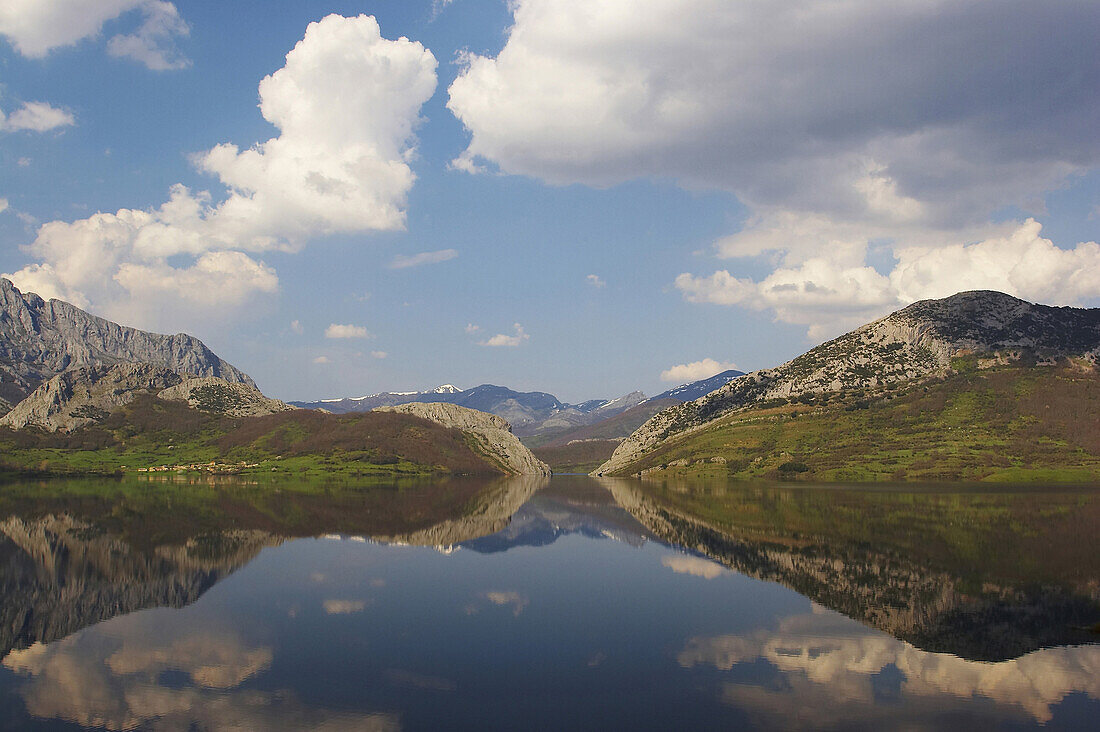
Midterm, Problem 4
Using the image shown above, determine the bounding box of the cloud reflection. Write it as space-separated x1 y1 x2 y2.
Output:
661 554 726 580
3 621 399 730
678 609 1100 724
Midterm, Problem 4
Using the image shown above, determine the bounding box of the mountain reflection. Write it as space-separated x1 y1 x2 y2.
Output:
606 478 1100 661
0 475 546 658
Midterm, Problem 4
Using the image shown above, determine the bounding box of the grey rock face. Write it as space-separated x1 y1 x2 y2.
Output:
0 365 295 432
0 277 254 414
0 363 184 432
158 377 295 418
376 402 551 475
597 291 1100 475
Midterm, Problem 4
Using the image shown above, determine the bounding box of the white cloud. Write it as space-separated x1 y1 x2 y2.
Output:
106 0 189 70
0 198 7 214
0 0 146 57
312 355 330 364
586 274 605 288
662 554 725 579
370 350 388 359
325 323 370 339
290 319 304 334
449 0 1100 231
4 15 437 330
464 323 481 334
660 358 739 384
1 101 75 132
389 248 458 269
17 157 31 166
448 0 1100 337
479 323 529 347
677 219 1100 339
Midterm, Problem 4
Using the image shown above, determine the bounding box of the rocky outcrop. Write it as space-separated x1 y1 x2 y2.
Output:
376 402 550 475
0 364 293 432
597 291 1100 475
0 277 254 414
158 377 295 418
0 363 184 432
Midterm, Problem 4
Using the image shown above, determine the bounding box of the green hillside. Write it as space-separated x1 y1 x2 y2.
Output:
602 362 1100 482
0 393 509 479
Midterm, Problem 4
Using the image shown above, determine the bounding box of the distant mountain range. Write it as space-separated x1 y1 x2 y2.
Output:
291 372 747 441
652 369 745 401
291 385 654 437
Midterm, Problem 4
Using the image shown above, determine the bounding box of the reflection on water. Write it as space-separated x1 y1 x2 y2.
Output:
0 475 1097 729
607 478 1100 660
681 607 1100 727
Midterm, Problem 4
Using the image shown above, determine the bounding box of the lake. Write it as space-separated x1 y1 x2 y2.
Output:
0 475 1097 730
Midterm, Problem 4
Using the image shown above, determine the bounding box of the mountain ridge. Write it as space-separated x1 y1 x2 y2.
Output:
597 291 1100 476
0 278 254 414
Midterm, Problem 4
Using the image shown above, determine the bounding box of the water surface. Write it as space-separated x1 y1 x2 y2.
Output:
0 475 1097 730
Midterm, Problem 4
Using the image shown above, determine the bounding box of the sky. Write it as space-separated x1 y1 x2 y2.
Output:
1 0 1098 403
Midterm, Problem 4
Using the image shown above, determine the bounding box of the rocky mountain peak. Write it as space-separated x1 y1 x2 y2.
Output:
0 278 255 415
596 291 1100 475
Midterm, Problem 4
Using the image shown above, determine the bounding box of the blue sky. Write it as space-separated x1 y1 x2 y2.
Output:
1 1 1098 402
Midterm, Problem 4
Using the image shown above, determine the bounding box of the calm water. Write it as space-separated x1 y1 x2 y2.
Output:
0 475 1097 730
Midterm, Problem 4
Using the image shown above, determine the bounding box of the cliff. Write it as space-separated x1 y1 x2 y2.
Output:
0 277 254 415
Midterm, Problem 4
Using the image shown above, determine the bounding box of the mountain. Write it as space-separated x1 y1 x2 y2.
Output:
652 369 746 401
597 291 1100 478
374 402 549 476
0 278 253 414
293 384 648 438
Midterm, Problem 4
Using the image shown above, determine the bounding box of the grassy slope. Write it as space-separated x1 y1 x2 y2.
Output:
0 394 507 479
606 362 1100 482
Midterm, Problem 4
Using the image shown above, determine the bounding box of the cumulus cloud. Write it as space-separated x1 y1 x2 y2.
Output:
479 323 528 347
290 319 304 334
1 101 75 132
449 0 1100 334
4 15 437 329
325 324 370 339
0 0 188 68
677 219 1100 339
0 198 7 214
370 350 388 359
312 355 330 364
586 274 605 288
389 248 458 269
464 323 481 334
106 0 189 70
661 358 739 384
450 0 1100 227
0 0 146 56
